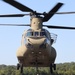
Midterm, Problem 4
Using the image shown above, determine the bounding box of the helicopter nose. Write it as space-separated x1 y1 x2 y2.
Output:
28 38 48 48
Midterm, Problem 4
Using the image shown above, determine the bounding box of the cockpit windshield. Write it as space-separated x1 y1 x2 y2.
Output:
26 32 33 37
25 29 51 40
34 32 39 36
26 31 46 37
40 32 46 36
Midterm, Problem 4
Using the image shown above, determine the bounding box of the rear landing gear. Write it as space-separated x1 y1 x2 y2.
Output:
17 63 23 75
50 63 56 74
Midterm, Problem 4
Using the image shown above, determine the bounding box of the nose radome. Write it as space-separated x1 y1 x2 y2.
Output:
29 38 46 46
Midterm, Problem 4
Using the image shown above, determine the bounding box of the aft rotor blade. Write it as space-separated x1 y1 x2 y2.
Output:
0 24 30 26
3 0 34 12
43 3 63 22
0 14 27 17
44 25 75 29
56 11 75 14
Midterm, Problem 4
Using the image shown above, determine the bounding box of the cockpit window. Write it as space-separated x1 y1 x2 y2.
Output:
26 32 33 37
40 32 46 36
25 29 50 38
34 32 39 36
26 31 47 37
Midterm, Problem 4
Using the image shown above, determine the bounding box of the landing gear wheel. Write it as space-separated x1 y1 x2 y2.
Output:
17 63 20 70
50 63 56 74
54 64 56 70
17 63 24 75
50 64 53 74
20 64 23 74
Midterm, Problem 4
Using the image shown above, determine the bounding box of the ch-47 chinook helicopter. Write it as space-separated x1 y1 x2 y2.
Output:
1 0 75 74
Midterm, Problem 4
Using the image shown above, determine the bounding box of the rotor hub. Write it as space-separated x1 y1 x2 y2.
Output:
31 17 42 30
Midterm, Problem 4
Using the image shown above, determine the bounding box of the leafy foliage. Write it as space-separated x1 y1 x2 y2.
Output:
0 62 75 75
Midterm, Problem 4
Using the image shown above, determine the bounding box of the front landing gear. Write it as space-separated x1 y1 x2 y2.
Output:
17 63 23 75
50 63 56 74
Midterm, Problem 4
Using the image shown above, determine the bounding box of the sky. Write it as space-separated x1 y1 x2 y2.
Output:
0 0 75 65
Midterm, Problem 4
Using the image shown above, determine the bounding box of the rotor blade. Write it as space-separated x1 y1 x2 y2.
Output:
3 0 34 12
0 24 30 26
0 14 27 17
44 25 75 29
56 12 75 14
43 3 63 22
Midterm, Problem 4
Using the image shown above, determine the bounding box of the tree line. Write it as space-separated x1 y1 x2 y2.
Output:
0 62 75 75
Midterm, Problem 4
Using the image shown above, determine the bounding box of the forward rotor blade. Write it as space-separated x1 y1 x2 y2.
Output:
0 24 30 26
43 3 63 22
44 25 75 29
0 14 26 17
3 0 34 12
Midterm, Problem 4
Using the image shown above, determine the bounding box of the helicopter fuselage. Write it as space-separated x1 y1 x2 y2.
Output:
16 28 57 67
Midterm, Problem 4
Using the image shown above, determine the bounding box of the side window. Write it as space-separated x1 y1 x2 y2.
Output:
26 32 33 37
40 32 46 36
45 29 51 40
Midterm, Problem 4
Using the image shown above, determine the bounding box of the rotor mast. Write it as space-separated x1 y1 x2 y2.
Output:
30 15 43 30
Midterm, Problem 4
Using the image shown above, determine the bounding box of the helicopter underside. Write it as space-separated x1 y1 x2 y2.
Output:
16 45 56 67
